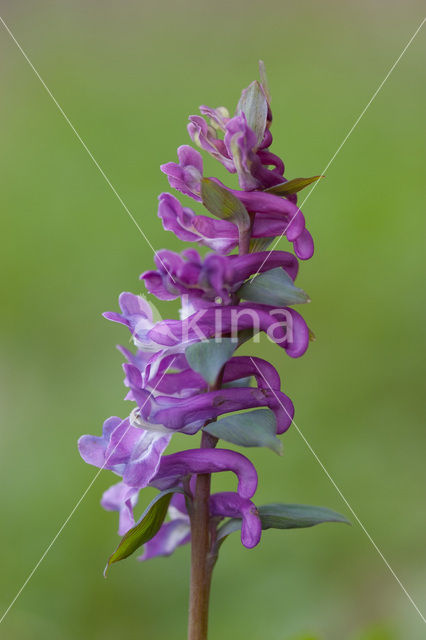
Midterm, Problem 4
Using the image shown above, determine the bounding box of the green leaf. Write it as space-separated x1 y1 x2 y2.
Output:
265 175 324 197
238 267 310 307
104 489 180 576
236 80 268 146
258 60 271 104
216 503 349 547
201 178 250 232
185 338 238 386
204 408 282 454
222 376 252 389
215 517 243 549
259 503 350 529
249 236 274 253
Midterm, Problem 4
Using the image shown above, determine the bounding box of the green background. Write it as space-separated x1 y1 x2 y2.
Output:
0 1 425 638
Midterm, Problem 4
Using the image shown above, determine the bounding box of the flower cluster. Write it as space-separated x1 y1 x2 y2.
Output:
79 64 317 563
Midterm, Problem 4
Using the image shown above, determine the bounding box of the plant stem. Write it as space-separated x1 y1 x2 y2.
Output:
187 430 217 640
188 369 224 640
188 213 252 637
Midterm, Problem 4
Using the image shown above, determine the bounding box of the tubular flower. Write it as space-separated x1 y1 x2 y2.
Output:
79 64 346 597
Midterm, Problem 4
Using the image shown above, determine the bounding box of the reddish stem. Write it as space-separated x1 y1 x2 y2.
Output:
187 213 253 639
187 430 217 640
187 372 223 640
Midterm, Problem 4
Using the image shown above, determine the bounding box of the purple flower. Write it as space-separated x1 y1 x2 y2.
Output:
141 248 298 306
160 150 313 259
199 105 230 131
151 449 258 499
158 192 238 254
210 492 261 548
140 490 261 560
101 482 139 535
185 78 294 196
130 382 294 435
188 115 236 173
223 113 260 190
146 304 309 357
78 416 171 488
161 146 203 201
122 352 283 403
79 66 319 574
103 292 156 350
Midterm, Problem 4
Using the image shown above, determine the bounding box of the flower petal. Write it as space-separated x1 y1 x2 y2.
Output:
101 482 139 535
210 492 261 548
152 449 258 499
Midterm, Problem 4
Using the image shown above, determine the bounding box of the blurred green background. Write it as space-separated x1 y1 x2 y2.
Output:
0 1 425 638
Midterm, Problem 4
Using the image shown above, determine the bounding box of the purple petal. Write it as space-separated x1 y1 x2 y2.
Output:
141 270 177 301
293 228 314 260
105 419 171 488
158 193 238 254
257 149 285 175
141 249 300 310
210 492 261 548
160 145 203 201
222 181 301 218
117 345 153 372
224 114 259 190
101 482 139 535
103 292 155 346
152 449 258 499
223 356 281 390
148 304 310 358
199 105 230 130
78 416 122 468
79 417 171 489
228 250 299 283
188 116 235 172
135 386 293 435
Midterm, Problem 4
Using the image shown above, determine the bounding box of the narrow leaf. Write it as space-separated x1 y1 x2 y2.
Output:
238 267 310 307
249 236 274 253
186 338 238 386
258 60 271 104
201 178 250 231
236 80 268 146
215 517 242 548
265 175 324 197
223 376 252 389
104 489 180 576
215 503 349 548
258 503 350 529
204 408 282 454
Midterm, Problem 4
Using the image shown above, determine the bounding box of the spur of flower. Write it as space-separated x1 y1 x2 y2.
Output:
78 62 348 640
